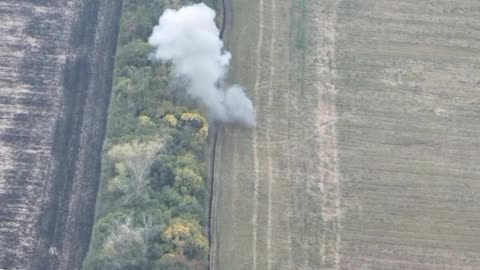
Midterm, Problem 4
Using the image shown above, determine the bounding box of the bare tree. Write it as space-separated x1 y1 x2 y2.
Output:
108 138 164 200
103 217 146 270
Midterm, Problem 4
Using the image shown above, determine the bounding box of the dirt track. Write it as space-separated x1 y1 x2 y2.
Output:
211 0 480 269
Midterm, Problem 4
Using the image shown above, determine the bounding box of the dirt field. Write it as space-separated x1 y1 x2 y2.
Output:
211 0 480 269
0 1 121 269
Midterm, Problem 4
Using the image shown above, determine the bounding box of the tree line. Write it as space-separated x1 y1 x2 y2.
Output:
82 0 217 269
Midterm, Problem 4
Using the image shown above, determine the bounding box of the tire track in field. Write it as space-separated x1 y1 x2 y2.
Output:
208 0 231 269
251 0 265 268
309 1 341 268
265 0 276 268
208 127 219 270
288 0 341 268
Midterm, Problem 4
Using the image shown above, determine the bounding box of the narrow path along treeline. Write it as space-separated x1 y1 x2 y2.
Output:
82 1 221 269
207 0 231 268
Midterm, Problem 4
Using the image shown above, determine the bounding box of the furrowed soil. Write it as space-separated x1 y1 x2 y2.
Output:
211 0 480 269
0 1 121 269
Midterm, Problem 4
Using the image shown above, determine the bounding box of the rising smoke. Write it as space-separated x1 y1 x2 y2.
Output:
148 3 256 126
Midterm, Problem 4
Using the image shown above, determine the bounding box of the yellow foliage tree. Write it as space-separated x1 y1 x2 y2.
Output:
163 114 178 127
180 112 209 140
138 115 154 126
180 112 206 123
163 218 208 254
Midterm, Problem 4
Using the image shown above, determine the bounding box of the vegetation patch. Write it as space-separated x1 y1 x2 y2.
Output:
82 0 218 269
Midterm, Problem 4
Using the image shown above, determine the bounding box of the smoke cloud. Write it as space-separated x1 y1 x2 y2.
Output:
148 3 256 126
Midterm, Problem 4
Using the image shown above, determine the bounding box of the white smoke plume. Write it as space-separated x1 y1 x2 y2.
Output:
148 3 256 126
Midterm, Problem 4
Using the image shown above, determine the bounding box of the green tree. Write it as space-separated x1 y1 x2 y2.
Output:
116 39 152 68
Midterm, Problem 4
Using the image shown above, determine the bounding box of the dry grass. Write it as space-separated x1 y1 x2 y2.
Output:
212 0 480 269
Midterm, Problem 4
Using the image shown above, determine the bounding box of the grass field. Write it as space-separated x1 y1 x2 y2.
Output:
336 1 480 269
211 0 480 269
